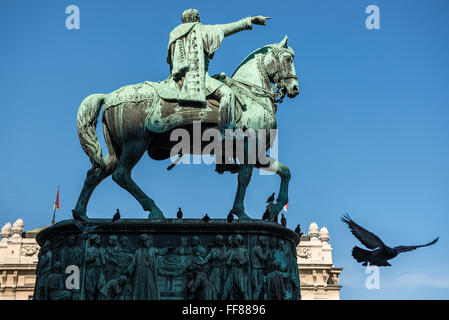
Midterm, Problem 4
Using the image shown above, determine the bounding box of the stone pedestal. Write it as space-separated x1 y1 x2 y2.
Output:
33 218 301 300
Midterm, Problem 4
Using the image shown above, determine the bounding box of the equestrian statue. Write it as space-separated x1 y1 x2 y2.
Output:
73 9 300 222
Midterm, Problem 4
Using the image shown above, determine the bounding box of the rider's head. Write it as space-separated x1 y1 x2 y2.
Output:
182 9 200 23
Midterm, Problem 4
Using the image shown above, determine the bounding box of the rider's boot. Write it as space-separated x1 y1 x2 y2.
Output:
216 86 236 140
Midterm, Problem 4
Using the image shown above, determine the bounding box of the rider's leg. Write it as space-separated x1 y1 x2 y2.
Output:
212 85 237 173
214 85 236 138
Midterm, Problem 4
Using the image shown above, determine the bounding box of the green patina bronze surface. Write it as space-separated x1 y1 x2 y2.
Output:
37 9 304 301
74 33 299 222
34 219 301 300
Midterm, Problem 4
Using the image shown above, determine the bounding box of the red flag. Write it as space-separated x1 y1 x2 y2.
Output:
283 203 289 212
55 186 60 209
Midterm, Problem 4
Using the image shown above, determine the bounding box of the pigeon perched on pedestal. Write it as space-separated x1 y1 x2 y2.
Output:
341 213 439 267
266 193 275 203
177 207 183 219
295 224 303 236
202 214 210 223
280 214 287 227
112 209 120 222
227 211 234 223
262 208 270 220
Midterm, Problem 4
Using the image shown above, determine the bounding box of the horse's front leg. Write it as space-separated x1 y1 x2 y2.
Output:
258 156 291 222
231 164 254 219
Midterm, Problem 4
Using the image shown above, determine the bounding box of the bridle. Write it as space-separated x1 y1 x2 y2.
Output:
270 47 298 84
229 45 298 109
254 47 297 103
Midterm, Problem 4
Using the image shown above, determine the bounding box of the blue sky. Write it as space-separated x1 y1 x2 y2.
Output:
1 0 448 299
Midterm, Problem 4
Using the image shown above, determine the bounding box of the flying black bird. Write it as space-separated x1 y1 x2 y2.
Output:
227 211 234 223
202 214 210 223
266 192 275 203
72 218 98 240
177 207 183 219
112 209 121 222
341 214 439 266
262 208 270 220
295 224 303 236
280 213 287 227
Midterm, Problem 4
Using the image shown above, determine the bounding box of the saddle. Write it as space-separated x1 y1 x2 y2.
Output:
104 75 245 135
144 75 244 134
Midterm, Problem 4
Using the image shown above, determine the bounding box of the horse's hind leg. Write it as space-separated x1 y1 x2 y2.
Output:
73 124 119 221
73 166 111 221
111 138 165 219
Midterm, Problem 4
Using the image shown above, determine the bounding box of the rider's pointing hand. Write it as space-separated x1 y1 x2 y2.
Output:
251 16 271 26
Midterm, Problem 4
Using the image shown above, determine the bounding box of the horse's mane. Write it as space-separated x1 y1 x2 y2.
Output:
232 45 273 77
232 43 295 77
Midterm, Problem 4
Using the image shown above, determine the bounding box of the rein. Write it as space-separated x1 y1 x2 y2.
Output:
227 46 296 114
233 47 296 105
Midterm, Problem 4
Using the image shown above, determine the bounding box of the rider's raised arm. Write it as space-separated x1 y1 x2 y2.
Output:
217 17 253 37
200 16 270 56
206 15 270 39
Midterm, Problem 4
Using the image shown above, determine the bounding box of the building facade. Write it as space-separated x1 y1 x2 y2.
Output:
0 219 41 300
0 219 342 300
297 222 342 300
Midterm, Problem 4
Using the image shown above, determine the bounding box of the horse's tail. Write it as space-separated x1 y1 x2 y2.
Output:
77 93 108 168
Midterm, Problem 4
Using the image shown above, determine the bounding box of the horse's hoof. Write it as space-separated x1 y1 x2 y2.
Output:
72 209 89 222
148 208 165 220
231 209 251 220
148 214 165 220
238 213 252 220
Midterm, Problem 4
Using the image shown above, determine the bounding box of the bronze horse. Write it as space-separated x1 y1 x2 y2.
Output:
73 36 299 221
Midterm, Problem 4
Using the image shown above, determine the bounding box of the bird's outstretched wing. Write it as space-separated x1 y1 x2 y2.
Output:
72 218 86 231
393 237 439 253
72 219 98 233
87 224 98 232
341 214 385 249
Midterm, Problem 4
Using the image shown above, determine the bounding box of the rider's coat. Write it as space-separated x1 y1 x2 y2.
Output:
167 18 253 104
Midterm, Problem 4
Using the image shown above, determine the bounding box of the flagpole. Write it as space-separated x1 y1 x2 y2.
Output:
52 186 59 226
51 202 56 225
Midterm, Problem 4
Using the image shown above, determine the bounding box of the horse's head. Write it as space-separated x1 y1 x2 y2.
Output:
263 35 299 100
232 36 299 102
